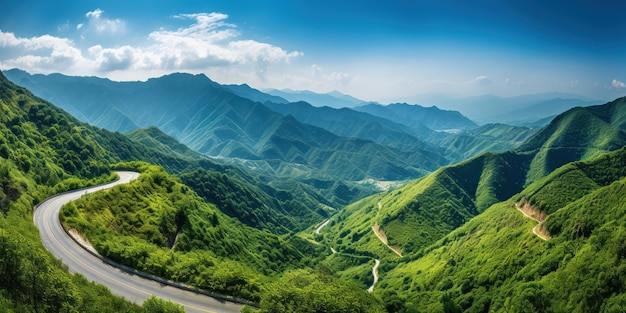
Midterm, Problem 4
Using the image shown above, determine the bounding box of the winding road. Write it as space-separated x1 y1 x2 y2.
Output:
367 259 380 293
33 171 242 313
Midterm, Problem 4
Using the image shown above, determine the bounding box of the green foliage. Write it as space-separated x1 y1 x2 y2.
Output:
258 269 385 313
376 147 626 313
142 296 184 313
433 123 537 162
181 169 327 234
0 71 217 313
62 164 326 301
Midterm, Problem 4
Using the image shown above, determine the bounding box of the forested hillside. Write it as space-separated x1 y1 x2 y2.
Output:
61 162 328 301
320 97 626 261
4 63 626 313
0 71 184 311
320 151 532 258
376 146 626 312
0 69 383 311
517 97 626 182
312 97 626 312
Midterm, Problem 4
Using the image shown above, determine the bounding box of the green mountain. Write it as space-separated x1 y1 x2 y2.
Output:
318 96 626 275
5 69 447 191
516 97 626 182
376 146 626 312
127 126 330 234
320 151 531 258
0 68 372 304
1 68 385 310
264 100 439 152
0 70 187 312
432 123 538 162
354 102 478 133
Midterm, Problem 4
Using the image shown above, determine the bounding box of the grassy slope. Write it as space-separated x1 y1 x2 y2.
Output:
128 126 330 234
321 151 532 258
377 147 626 313
316 97 626 303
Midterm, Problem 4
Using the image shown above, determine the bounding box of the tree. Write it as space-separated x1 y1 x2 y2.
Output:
142 296 184 313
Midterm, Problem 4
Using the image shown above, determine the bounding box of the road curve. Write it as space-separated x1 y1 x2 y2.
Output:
34 171 242 313
367 259 380 293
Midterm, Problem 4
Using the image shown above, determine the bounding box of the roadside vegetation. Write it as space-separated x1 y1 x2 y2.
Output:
0 72 183 312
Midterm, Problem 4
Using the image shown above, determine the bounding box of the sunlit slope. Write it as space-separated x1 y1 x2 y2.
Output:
517 97 626 182
377 146 626 313
321 151 532 257
322 97 626 261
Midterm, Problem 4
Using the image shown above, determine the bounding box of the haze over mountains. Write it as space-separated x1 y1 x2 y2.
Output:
412 92 602 124
265 89 368 109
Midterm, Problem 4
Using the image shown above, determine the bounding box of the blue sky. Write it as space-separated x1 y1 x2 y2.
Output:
1 0 625 103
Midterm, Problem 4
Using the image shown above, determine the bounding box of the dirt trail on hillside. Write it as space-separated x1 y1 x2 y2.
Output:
372 223 403 257
373 201 403 257
515 198 550 240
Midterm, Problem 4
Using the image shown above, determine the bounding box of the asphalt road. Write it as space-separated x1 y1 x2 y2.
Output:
33 171 243 313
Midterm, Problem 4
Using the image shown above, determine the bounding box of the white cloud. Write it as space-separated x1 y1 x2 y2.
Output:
146 13 301 72
88 45 139 71
83 8 125 34
469 75 493 86
611 79 626 89
86 9 103 19
0 11 302 80
0 31 21 46
308 64 323 76
328 71 353 86
0 30 87 73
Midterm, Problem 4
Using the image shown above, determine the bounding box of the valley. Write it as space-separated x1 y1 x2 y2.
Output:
1 66 626 313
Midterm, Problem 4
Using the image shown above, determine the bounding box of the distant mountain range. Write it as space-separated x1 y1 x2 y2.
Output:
4 69 453 207
264 88 368 108
354 102 477 132
6 69 565 186
411 92 602 123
